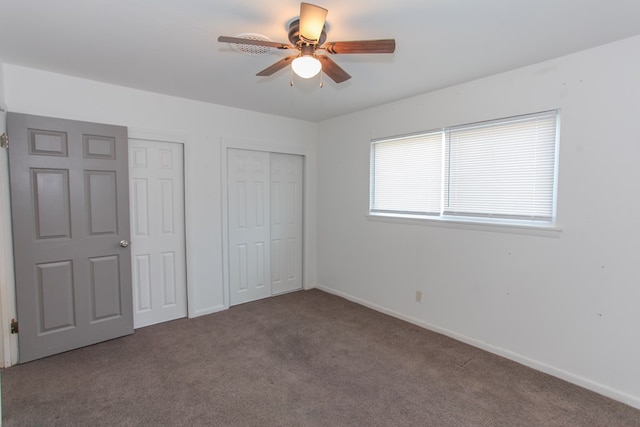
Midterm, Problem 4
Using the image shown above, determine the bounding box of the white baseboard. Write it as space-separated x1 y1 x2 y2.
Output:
314 284 640 411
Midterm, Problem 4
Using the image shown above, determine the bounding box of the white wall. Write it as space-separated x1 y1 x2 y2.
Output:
0 65 318 364
316 34 640 409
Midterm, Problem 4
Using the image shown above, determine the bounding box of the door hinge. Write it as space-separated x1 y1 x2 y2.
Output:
10 318 18 334
0 133 8 149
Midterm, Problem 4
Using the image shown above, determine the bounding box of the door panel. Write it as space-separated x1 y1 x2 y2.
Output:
86 171 118 234
270 153 303 295
129 139 187 328
29 129 68 156
228 149 271 305
37 260 75 332
84 135 116 159
89 255 122 321
8 113 133 363
32 169 71 239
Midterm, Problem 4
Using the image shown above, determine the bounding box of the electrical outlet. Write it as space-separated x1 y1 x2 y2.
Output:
415 291 423 303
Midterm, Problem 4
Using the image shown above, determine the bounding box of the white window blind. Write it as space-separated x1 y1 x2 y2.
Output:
369 110 559 225
371 132 442 215
444 111 558 221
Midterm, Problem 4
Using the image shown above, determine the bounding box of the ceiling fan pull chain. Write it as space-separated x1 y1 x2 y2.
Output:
290 66 294 86
320 70 324 88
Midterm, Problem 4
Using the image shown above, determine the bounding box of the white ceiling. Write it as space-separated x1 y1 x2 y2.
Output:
1 0 640 122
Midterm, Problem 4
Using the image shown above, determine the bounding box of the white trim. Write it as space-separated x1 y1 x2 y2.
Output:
315 284 640 411
0 111 18 367
220 136 311 157
220 143 230 309
367 213 563 238
127 128 189 144
220 137 311 309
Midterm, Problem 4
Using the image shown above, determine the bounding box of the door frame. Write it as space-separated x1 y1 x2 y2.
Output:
221 137 313 309
0 108 18 367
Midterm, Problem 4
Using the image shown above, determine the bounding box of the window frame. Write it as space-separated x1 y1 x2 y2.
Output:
369 110 561 235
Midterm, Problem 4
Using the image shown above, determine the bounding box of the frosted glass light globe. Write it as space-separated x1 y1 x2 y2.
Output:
292 56 322 78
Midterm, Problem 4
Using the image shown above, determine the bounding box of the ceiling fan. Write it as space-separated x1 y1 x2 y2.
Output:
218 2 396 84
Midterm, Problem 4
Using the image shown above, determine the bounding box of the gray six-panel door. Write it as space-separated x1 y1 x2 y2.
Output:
8 113 133 363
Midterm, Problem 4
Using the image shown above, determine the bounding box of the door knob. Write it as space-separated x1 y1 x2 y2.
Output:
120 239 130 248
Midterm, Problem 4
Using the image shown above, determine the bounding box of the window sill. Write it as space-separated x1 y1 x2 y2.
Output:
367 213 563 238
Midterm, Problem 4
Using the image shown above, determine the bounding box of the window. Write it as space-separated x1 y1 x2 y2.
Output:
370 110 559 226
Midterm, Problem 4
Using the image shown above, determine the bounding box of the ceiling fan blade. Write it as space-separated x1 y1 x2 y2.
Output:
256 56 297 77
299 2 328 42
318 55 351 83
218 36 293 50
322 39 396 54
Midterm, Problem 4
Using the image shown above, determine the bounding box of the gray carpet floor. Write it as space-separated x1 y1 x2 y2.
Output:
2 289 639 426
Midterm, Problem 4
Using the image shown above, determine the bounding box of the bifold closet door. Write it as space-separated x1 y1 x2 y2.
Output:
228 149 272 305
270 153 303 295
227 149 303 306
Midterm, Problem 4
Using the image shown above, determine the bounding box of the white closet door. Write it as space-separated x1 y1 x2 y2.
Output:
129 139 187 328
270 153 303 295
228 149 271 305
227 149 303 306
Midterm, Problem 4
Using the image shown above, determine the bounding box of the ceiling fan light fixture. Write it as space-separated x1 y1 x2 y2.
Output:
291 55 322 78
